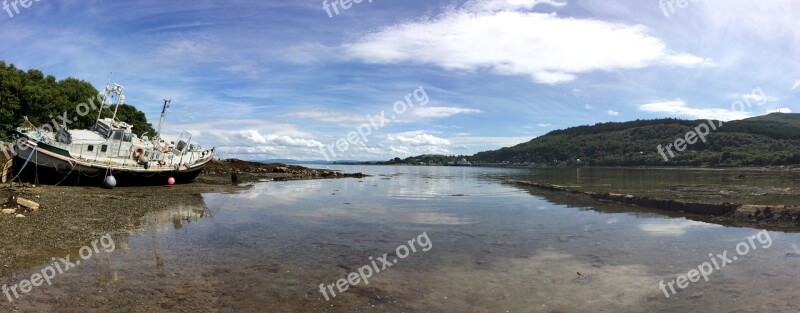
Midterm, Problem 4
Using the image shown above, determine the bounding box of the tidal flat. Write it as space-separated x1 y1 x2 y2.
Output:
0 165 799 312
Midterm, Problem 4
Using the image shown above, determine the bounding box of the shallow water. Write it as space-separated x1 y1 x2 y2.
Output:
2 166 800 312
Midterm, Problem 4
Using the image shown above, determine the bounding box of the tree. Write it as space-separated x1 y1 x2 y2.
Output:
0 61 154 139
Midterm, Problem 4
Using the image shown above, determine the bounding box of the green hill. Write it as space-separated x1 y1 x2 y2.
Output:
471 113 800 167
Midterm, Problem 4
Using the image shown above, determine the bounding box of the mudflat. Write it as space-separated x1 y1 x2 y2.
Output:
0 158 365 279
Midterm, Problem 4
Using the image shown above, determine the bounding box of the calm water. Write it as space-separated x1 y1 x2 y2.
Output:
4 166 800 312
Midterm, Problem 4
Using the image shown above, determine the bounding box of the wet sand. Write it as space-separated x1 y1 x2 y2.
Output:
0 159 365 279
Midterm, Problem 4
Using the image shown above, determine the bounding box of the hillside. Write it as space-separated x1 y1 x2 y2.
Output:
471 113 800 167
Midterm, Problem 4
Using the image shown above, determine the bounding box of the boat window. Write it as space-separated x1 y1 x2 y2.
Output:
101 145 108 153
87 145 94 152
112 131 123 141
123 133 132 142
93 123 109 138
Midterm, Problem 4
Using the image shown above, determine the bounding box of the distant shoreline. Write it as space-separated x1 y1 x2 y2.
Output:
328 162 800 172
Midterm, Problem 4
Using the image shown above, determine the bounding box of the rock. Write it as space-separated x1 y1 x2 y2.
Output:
15 214 24 218
2 209 15 215
689 291 704 299
14 196 39 211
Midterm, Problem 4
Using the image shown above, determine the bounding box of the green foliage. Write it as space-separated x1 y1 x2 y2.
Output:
473 113 800 167
0 61 154 139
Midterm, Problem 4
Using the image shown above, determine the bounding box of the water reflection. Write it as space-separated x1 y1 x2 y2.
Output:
3 166 800 312
638 220 721 236
139 194 213 232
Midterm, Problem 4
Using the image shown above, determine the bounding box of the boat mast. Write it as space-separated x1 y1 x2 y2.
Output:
110 84 125 122
94 84 125 125
94 85 110 126
156 99 171 136
94 72 114 126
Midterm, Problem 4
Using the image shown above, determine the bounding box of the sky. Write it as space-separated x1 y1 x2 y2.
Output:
1 0 798 161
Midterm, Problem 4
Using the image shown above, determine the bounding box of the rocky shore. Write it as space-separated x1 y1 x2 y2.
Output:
508 179 800 231
201 158 367 183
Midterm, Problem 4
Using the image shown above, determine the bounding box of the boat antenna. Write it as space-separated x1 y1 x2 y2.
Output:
156 99 171 136
105 72 113 87
110 84 125 122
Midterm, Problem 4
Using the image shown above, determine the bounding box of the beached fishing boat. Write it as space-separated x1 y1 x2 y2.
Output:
9 83 214 186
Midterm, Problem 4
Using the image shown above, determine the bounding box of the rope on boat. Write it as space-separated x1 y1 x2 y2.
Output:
9 145 35 183
54 160 77 186
34 147 39 185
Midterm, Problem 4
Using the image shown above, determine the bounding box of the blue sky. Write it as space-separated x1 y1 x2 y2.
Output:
1 0 798 161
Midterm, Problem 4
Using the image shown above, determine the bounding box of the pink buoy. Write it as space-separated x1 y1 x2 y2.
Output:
168 177 176 185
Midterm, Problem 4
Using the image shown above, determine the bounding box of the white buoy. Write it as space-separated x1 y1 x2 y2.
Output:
104 173 117 189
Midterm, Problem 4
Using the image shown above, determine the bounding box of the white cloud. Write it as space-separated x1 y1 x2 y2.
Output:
584 104 593 110
389 146 411 155
741 92 778 104
222 62 264 80
155 39 219 62
239 130 323 148
468 0 566 12
386 145 453 156
450 135 533 149
282 43 339 64
701 0 800 48
793 79 800 90
217 145 285 155
537 123 552 127
663 53 714 67
342 0 712 85
387 131 452 146
638 99 752 121
607 110 619 116
412 107 482 118
285 110 366 124
767 107 792 114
